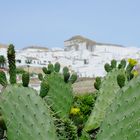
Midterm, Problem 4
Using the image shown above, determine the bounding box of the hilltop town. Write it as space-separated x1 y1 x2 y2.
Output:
0 35 140 77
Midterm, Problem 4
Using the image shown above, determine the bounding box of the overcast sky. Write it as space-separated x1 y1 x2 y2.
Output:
0 0 140 48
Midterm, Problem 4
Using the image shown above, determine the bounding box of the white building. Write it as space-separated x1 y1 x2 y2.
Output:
0 36 140 77
64 35 96 52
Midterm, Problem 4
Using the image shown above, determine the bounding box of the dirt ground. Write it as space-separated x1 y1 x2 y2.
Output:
73 79 95 94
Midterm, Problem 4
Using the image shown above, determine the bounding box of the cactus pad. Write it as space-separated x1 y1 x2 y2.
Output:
84 69 125 131
0 85 57 140
97 76 140 140
44 73 73 118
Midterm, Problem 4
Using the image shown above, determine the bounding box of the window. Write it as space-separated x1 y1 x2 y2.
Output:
16 59 21 63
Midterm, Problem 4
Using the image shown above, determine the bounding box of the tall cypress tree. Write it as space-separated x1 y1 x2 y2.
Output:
7 44 16 84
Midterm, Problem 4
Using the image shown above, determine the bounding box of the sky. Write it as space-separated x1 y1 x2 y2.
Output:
0 0 140 49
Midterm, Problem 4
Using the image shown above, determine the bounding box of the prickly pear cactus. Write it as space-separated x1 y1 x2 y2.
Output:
54 62 60 73
0 85 57 140
42 67 48 74
63 66 69 75
44 73 73 118
64 72 70 83
94 77 101 90
111 59 117 69
120 59 126 68
0 71 7 87
84 69 125 132
40 62 77 119
38 73 43 81
40 79 49 98
69 73 77 84
48 63 54 73
7 44 16 84
117 74 126 88
22 72 30 87
104 63 112 72
96 76 140 140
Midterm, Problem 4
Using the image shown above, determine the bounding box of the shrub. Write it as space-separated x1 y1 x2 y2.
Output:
70 93 96 136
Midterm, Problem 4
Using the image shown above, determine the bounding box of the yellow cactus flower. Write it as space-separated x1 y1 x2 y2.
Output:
128 58 138 66
132 70 139 77
70 107 80 115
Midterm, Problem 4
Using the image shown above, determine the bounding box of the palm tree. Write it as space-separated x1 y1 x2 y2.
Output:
0 55 6 68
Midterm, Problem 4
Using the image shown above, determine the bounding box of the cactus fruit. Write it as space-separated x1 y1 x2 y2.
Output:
117 74 125 88
22 72 30 87
84 69 125 132
69 73 78 84
40 80 49 98
0 71 7 87
0 85 57 140
44 73 74 118
104 63 112 72
54 62 60 73
38 73 43 81
111 59 117 69
7 44 16 84
96 75 140 140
